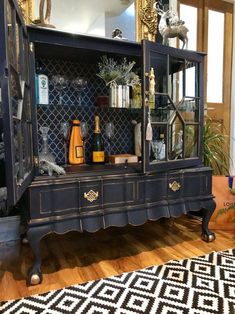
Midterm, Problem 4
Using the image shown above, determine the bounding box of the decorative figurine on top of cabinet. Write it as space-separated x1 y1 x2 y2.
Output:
34 0 55 28
112 28 123 39
154 2 188 49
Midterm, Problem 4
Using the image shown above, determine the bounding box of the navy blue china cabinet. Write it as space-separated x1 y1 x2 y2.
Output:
0 0 216 285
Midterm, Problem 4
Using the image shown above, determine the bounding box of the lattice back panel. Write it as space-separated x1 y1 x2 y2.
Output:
37 58 141 164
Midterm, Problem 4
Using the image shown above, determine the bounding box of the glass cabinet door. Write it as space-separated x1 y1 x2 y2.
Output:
142 40 204 173
0 0 34 205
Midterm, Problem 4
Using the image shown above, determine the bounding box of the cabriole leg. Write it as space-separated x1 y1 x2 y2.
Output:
201 200 216 242
26 225 51 286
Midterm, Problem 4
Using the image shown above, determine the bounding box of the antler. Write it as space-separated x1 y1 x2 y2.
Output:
153 0 164 15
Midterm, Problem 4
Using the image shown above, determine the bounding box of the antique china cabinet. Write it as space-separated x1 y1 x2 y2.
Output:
0 0 216 285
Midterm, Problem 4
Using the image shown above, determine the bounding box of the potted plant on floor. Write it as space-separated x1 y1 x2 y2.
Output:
203 117 230 175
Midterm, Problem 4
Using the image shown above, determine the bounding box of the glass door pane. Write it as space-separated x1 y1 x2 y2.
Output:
0 0 33 205
142 40 202 173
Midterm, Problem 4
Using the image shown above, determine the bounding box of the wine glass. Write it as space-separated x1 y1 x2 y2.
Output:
52 75 69 105
60 122 70 166
105 122 114 164
80 121 88 164
71 77 88 105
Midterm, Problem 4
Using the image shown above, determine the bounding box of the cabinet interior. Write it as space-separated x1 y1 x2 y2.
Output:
34 44 142 167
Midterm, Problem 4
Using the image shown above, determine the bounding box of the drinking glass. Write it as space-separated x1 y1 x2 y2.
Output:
60 122 70 166
105 122 114 163
52 75 69 105
71 77 88 105
80 121 88 163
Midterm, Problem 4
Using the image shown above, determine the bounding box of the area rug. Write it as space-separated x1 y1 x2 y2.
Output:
1 248 235 314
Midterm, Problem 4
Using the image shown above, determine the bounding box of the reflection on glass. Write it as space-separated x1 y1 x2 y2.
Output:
153 95 175 122
150 126 166 163
178 97 199 123
185 125 198 158
168 57 184 103
150 53 167 93
168 116 183 160
185 61 196 97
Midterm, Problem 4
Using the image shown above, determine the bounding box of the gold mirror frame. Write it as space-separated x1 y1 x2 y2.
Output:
17 0 157 42
17 0 34 24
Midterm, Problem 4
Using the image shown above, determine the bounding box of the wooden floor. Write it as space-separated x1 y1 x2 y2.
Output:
0 215 234 302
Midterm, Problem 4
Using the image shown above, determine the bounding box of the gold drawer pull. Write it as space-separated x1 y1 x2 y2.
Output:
84 190 99 202
169 181 181 192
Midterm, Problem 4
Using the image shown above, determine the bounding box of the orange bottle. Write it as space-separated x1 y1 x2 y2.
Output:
68 120 84 164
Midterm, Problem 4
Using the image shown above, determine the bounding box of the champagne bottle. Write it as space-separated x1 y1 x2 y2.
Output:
68 120 84 164
92 116 105 163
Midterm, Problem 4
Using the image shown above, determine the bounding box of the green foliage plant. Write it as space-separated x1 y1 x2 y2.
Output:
203 118 230 175
97 56 136 86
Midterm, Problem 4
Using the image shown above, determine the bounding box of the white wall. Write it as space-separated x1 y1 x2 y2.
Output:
105 3 135 40
86 13 105 37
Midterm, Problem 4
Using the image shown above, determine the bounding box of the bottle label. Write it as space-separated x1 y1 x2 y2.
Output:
38 74 49 105
93 151 104 162
75 146 84 158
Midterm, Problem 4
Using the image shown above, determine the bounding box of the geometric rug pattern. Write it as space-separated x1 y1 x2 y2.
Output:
1 248 235 314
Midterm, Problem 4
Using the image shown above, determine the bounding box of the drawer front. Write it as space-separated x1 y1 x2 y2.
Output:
103 179 136 208
183 171 212 197
137 175 167 203
183 174 201 197
80 181 102 212
30 184 79 219
168 174 183 198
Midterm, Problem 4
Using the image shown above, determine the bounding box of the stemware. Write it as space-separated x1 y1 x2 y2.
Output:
71 77 88 105
80 121 88 164
51 75 69 105
105 122 114 163
60 122 70 166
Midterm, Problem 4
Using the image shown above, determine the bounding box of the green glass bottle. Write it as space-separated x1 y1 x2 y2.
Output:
92 116 105 163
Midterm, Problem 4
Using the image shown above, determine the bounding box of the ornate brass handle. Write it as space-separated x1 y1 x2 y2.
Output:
84 190 99 202
169 181 181 192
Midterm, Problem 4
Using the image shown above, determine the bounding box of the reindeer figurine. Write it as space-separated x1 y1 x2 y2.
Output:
154 4 189 49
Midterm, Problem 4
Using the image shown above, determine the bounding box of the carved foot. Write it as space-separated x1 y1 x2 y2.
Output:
27 225 51 285
201 231 216 242
27 267 42 286
201 200 216 242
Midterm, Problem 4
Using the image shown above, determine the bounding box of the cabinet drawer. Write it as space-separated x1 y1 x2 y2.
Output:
183 174 201 197
103 179 136 208
80 181 102 212
29 184 79 219
137 175 167 203
167 174 183 198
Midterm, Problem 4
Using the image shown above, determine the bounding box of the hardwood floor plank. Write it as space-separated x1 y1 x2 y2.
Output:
0 215 234 301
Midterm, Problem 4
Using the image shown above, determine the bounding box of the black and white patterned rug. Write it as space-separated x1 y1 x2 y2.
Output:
1 248 235 314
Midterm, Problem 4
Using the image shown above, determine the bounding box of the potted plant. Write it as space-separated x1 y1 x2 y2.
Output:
203 117 230 175
97 56 136 108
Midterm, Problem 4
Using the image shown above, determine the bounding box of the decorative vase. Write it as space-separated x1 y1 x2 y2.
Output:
109 84 130 108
